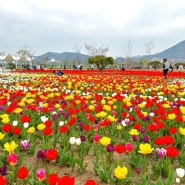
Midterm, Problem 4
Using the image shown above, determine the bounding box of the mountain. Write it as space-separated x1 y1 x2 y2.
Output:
34 40 185 63
151 40 185 60
115 40 185 62
34 52 89 64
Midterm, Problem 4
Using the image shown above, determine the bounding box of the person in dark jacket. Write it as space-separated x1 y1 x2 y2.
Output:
53 70 64 76
163 58 170 79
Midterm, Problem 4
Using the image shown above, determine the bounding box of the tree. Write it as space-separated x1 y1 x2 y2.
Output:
88 55 114 73
124 39 133 65
139 59 149 69
16 45 35 69
148 60 162 69
0 52 5 57
4 54 13 62
0 52 5 66
73 42 82 65
84 43 109 56
145 39 155 60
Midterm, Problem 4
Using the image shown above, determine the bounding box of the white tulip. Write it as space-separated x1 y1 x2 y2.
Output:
41 116 48 122
176 168 185 178
69 137 76 145
149 112 154 117
121 120 127 127
75 138 81 145
176 177 180 183
12 120 18 126
23 122 29 128
59 121 64 126
129 108 133 112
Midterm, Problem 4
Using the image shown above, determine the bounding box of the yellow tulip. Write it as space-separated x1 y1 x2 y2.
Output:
26 99 35 104
138 143 154 155
13 108 23 114
138 103 145 108
0 114 9 119
141 111 148 117
0 132 5 140
55 104 61 109
42 103 48 108
179 127 185 136
37 124 46 131
180 107 185 114
168 113 176 120
107 115 116 122
18 101 25 107
99 111 107 118
4 141 18 154
117 125 123 130
103 105 111 111
99 137 111 146
27 127 35 134
163 103 170 108
88 105 95 110
114 166 128 179
129 129 139 136
2 117 10 124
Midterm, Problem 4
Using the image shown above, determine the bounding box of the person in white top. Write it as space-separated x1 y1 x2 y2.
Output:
163 58 170 79
178 65 183 73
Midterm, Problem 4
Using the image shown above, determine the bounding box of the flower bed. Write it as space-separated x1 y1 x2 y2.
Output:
13 69 185 77
0 72 185 184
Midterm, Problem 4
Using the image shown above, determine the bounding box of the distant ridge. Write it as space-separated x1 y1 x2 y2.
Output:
34 52 89 63
34 40 185 63
150 40 185 60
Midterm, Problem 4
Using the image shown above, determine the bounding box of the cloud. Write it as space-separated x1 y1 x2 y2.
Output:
1 0 185 57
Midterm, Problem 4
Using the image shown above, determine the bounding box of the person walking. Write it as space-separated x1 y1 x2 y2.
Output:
163 58 170 79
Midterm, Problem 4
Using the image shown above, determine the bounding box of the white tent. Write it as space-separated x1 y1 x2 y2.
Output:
49 58 60 68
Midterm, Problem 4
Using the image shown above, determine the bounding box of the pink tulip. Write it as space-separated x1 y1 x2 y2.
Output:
93 125 98 131
36 169 45 182
125 142 133 153
93 134 100 143
7 153 18 166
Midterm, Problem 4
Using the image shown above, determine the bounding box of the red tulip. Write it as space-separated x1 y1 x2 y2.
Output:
46 173 58 185
2 124 12 133
165 146 180 158
45 149 58 161
20 115 30 123
0 175 6 185
43 127 53 136
17 166 29 179
168 127 177 134
114 144 125 154
83 124 91 132
59 125 68 133
58 175 75 185
12 126 21 135
44 120 53 127
85 179 98 185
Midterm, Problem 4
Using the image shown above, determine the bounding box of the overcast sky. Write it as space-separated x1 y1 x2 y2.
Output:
1 0 185 58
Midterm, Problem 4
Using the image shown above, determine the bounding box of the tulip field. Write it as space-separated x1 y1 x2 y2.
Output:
1 70 185 185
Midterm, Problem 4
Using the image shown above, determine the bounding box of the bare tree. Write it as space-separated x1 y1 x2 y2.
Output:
84 43 109 56
0 52 5 56
73 42 82 65
124 39 132 58
124 39 133 67
145 39 155 59
0 52 5 67
17 45 35 69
